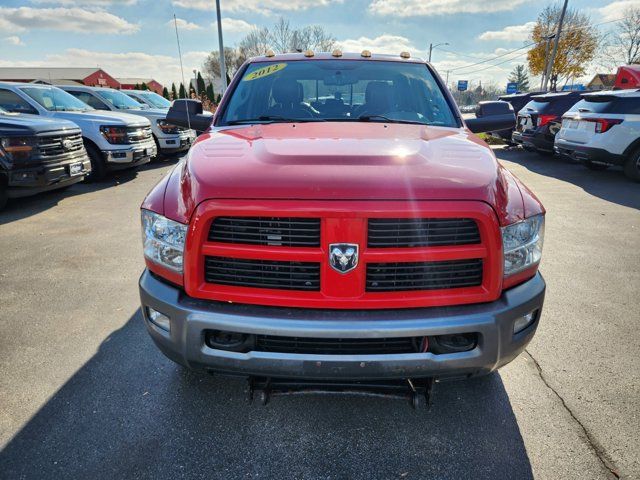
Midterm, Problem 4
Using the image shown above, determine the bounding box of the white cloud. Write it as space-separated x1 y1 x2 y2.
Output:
597 0 640 22
0 48 208 87
212 18 256 34
172 0 343 15
479 22 535 42
0 7 139 34
4 35 25 46
169 18 202 31
31 0 138 5
368 0 532 17
339 34 426 57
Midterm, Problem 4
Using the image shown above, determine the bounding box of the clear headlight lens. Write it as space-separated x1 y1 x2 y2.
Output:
502 214 544 277
141 209 187 273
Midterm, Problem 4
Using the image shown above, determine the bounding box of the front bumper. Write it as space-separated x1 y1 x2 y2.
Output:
139 270 546 380
157 131 196 154
555 139 625 166
103 140 156 168
7 153 91 198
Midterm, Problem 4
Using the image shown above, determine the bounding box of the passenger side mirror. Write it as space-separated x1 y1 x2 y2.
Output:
166 99 213 133
465 101 515 134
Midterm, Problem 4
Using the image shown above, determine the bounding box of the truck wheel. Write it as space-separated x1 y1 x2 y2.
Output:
623 149 640 182
84 142 107 181
584 161 610 171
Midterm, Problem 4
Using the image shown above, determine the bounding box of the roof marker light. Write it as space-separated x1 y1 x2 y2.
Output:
400 51 411 59
265 50 275 57
304 50 315 57
332 49 343 57
361 50 372 58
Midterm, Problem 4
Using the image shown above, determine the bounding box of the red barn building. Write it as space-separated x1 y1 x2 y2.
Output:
0 67 120 88
116 78 164 94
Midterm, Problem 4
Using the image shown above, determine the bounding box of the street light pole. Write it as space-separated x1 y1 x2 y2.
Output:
215 0 227 92
193 69 198 95
428 42 449 63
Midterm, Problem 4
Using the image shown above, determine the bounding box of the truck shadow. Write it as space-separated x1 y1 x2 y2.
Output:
0 309 533 480
0 155 182 225
497 147 640 211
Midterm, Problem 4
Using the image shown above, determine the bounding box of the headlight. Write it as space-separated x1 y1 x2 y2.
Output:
1 137 34 162
100 125 129 144
156 119 181 135
141 209 187 273
502 214 544 277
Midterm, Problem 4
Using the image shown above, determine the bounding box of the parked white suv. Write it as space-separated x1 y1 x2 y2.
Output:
555 89 640 181
123 90 171 110
0 82 156 180
60 86 196 157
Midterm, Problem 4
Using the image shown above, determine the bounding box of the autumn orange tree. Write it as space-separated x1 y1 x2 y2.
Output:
527 5 599 87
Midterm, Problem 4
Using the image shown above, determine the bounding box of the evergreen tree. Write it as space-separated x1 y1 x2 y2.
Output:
171 83 178 99
134 83 140 90
216 93 222 103
508 65 530 92
178 82 187 98
140 82 149 91
206 83 215 102
162 87 170 99
196 72 206 96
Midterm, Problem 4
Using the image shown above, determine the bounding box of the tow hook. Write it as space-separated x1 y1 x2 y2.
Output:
246 376 435 409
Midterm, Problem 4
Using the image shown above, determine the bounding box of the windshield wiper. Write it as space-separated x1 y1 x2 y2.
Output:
227 115 325 125
357 114 425 125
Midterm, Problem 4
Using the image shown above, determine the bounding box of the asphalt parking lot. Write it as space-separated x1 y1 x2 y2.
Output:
1 148 638 479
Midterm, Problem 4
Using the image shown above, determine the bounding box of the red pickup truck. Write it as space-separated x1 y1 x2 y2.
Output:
139 52 545 394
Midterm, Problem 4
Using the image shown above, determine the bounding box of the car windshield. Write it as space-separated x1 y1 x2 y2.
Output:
136 92 171 109
221 59 457 127
98 89 145 110
20 86 94 112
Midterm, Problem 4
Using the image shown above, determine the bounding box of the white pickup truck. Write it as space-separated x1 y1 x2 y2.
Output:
59 86 196 157
0 82 156 180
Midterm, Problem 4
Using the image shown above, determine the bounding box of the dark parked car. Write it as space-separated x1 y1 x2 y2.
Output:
512 91 582 155
490 91 544 144
0 107 90 210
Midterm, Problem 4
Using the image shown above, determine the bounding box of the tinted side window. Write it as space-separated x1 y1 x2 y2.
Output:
67 91 109 110
614 98 640 114
0 89 38 114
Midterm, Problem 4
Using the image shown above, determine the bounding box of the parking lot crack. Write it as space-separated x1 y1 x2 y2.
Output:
524 349 621 479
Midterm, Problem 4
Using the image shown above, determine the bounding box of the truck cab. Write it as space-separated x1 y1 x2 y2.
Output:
0 106 91 210
139 52 545 387
59 86 196 157
0 82 156 180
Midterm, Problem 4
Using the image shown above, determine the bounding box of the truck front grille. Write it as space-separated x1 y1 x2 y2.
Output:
204 256 320 291
127 126 152 143
255 335 419 355
37 132 84 158
209 217 320 247
368 218 480 247
366 259 483 292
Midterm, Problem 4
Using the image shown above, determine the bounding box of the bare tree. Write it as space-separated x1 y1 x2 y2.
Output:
270 17 294 53
238 27 271 58
601 7 640 68
203 47 246 85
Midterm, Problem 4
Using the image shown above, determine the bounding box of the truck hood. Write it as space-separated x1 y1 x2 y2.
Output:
119 108 168 120
161 122 530 225
53 110 150 127
0 112 80 136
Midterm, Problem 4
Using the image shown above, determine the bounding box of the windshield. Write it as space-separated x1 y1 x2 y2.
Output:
97 89 145 110
20 86 94 112
136 92 171 109
221 60 457 127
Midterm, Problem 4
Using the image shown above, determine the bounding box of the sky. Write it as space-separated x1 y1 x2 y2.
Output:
0 0 637 91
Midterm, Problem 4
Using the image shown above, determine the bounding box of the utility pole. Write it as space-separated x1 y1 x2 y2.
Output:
428 42 449 62
540 34 554 91
215 0 227 92
544 0 569 92
193 69 198 95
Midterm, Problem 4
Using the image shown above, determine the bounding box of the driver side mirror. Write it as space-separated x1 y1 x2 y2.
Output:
166 99 213 133
465 101 515 134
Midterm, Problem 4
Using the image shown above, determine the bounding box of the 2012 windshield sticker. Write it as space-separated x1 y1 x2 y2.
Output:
243 63 287 81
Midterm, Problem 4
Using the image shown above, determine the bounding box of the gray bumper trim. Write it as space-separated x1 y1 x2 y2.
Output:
139 270 545 380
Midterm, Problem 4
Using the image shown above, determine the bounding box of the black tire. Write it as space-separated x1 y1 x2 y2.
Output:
623 148 640 182
0 176 7 212
584 161 610 171
84 141 107 181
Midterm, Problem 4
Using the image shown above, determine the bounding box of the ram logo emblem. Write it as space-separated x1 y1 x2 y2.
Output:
329 243 359 274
